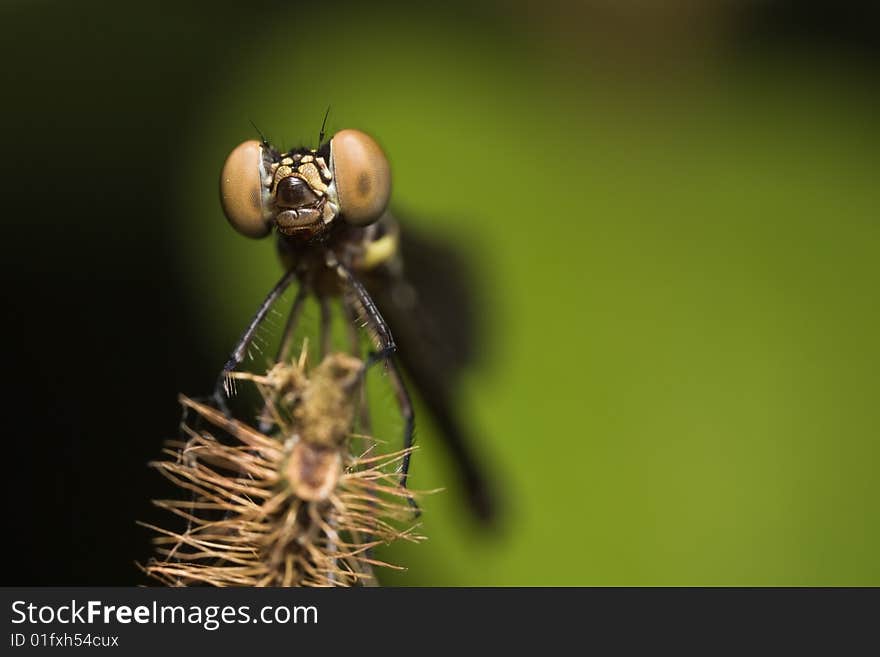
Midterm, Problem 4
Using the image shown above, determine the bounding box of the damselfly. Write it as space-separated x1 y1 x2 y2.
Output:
216 122 496 522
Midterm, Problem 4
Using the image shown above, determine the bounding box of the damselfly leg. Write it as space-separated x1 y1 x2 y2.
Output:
214 267 297 406
214 250 419 512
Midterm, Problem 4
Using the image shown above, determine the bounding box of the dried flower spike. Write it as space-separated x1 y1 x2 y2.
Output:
142 348 425 587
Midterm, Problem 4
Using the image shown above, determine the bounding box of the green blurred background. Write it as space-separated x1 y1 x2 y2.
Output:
2 1 878 585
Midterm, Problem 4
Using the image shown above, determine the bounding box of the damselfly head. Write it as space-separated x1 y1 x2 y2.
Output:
220 129 391 240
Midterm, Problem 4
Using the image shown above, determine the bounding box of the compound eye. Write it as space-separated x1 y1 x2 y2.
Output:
220 140 271 238
330 129 391 226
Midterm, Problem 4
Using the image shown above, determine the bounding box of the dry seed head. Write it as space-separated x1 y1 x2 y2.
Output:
293 352 362 448
141 349 427 587
285 443 341 502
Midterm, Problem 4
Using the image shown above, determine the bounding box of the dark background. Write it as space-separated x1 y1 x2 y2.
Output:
2 1 878 585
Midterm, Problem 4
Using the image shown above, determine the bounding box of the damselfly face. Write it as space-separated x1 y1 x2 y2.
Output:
219 129 391 239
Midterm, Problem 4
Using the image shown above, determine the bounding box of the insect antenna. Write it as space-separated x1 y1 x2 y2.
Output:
248 118 270 146
318 104 331 146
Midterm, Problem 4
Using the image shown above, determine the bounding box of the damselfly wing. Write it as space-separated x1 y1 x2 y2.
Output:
360 222 496 522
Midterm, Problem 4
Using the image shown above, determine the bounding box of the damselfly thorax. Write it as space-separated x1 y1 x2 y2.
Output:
275 213 403 297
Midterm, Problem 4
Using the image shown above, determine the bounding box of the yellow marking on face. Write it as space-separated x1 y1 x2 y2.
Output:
296 162 328 194
316 156 332 181
274 164 293 187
